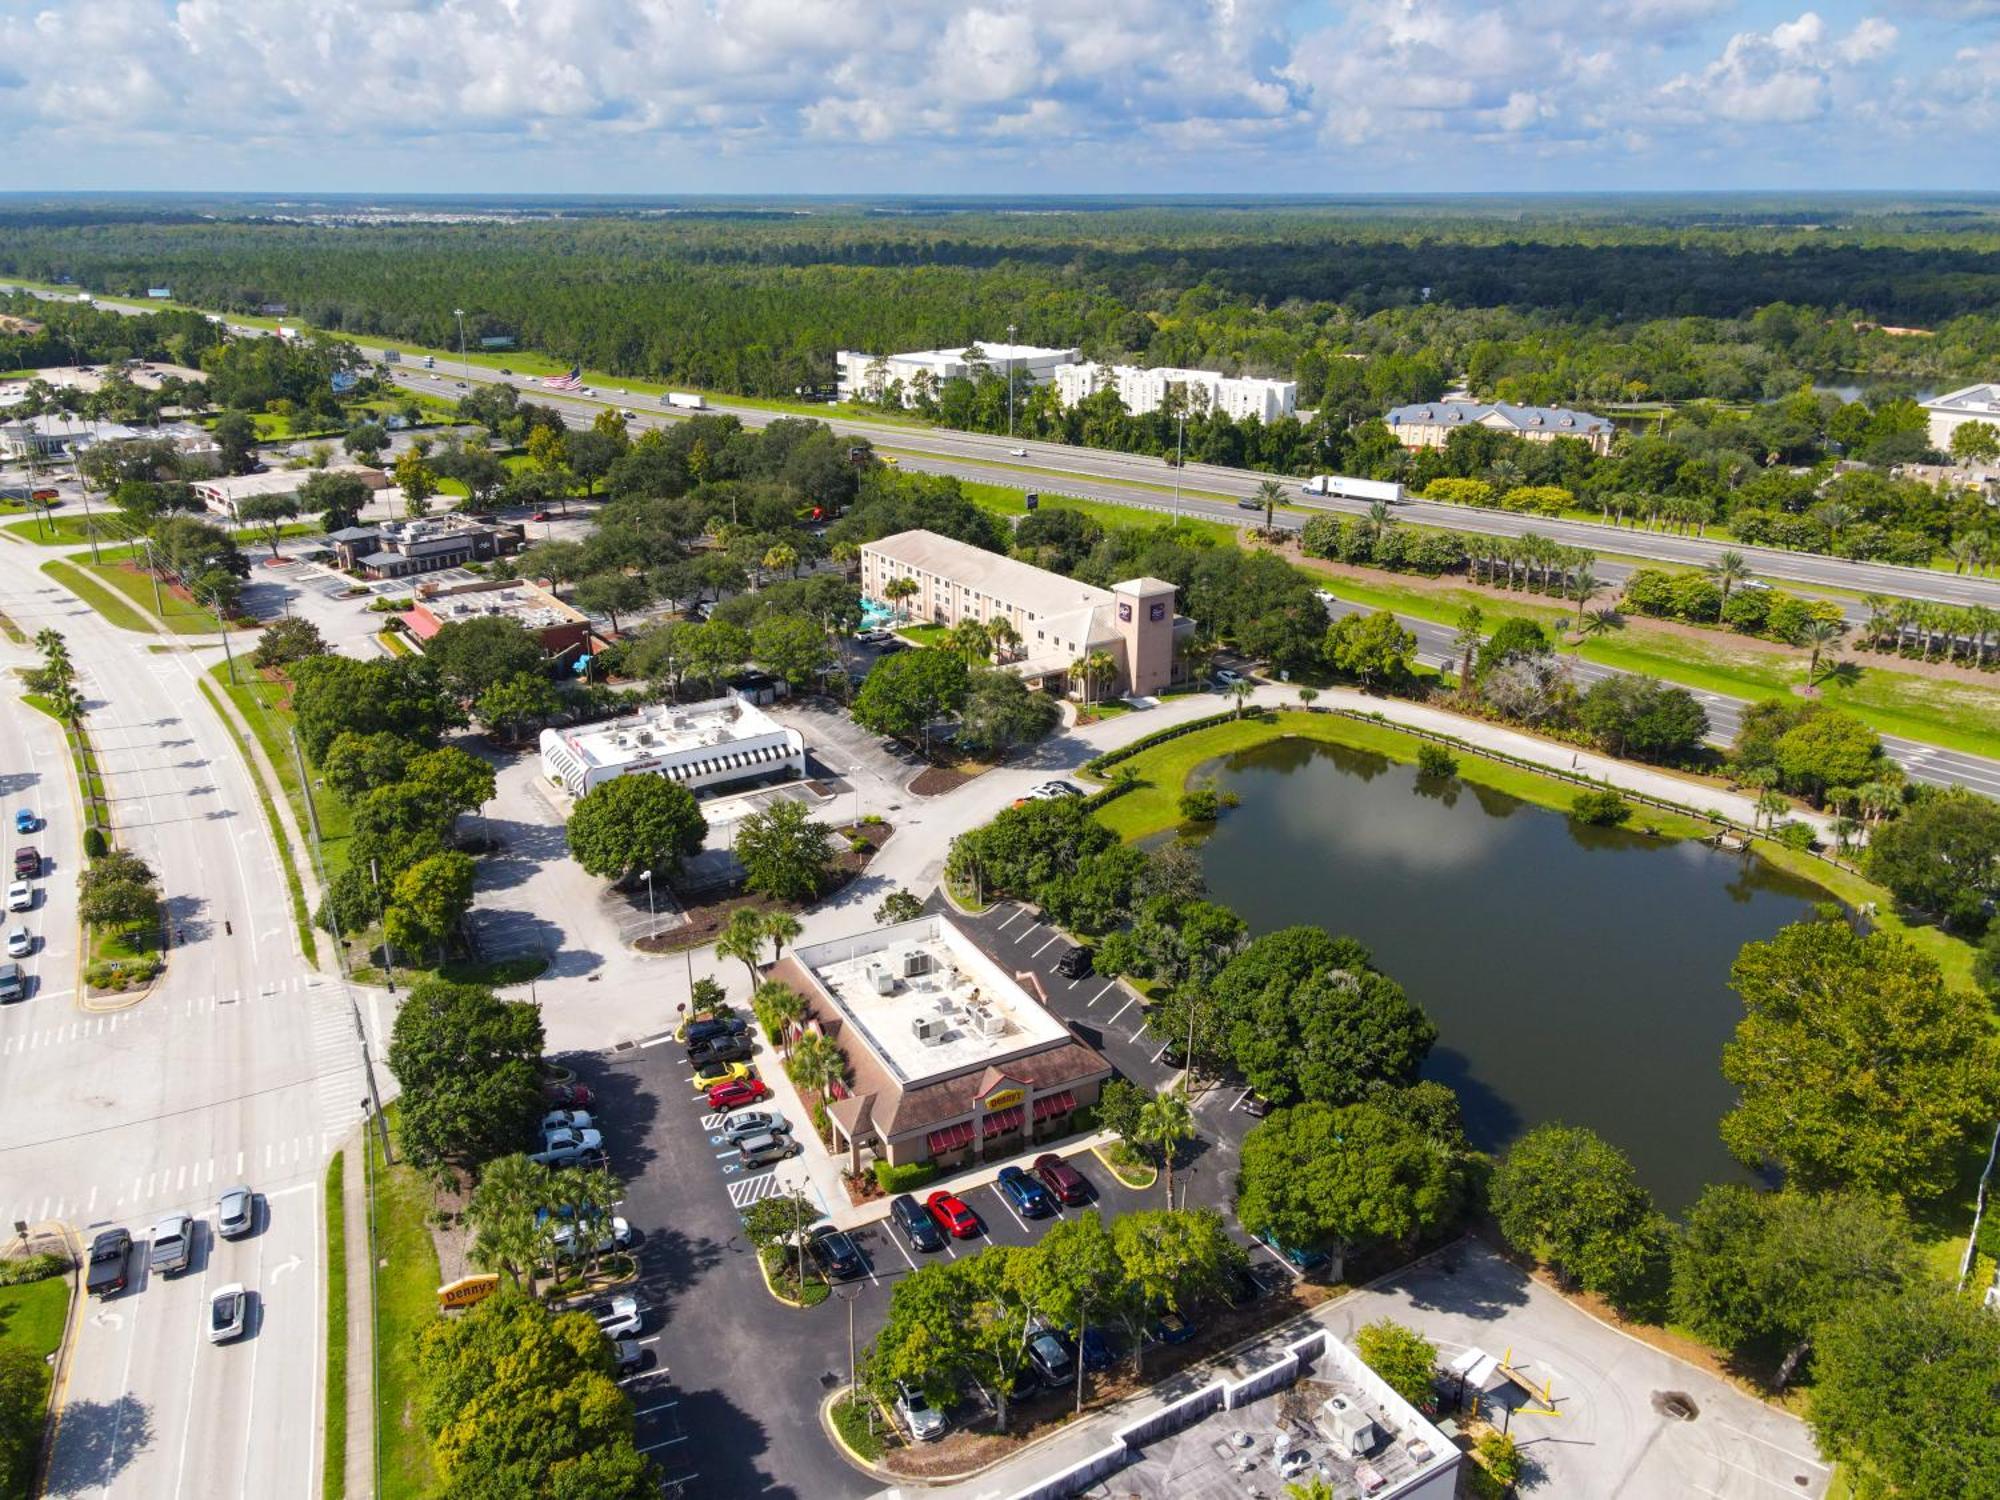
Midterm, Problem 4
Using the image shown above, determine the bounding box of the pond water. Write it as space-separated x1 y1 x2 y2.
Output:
1166 737 1830 1210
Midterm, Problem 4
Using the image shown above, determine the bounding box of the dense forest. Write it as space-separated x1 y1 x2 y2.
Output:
5 197 2000 406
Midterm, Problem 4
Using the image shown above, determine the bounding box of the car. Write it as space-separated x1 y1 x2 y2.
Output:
882 455 899 466
216 1185 255 1239
540 1125 604 1155
5 926 30 958
707 1077 771 1111
686 1034 753 1069
1053 945 1093 981
1032 1153 1090 1205
13 810 35 834
1026 1323 1078 1387
540 1109 595 1134
682 1014 749 1046
1071 1323 1114 1371
13 847 37 877
736 1132 798 1167
1225 1265 1271 1309
542 1080 594 1107
806 1224 866 1281
1008 446 1028 457
6 881 30 912
692 1059 754 1091
1236 496 1265 510
895 1380 948 1442
499 368 513 376
149 1212 194 1276
1037 781 1082 799
551 1214 633 1258
1147 1306 1197 1345
889 1193 944 1252
1213 667 1248 687
620 408 636 419
1241 1092 1271 1118
926 1190 981 1239
589 1293 645 1339
85 1228 132 1296
611 1337 645 1374
994 1165 1054 1218
454 380 468 389
719 1109 789 1143
208 1283 248 1343
1256 1229 1329 1273
530 510 551 522
0 961 23 1003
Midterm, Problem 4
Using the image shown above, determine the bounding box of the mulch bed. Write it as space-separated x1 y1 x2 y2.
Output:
634 822 895 955
910 765 975 796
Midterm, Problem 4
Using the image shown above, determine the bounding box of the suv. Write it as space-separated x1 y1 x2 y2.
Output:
1054 945 1093 980
737 1132 798 1168
13 847 37 878
1032 1153 1090 1206
0 961 22 1003
1025 1320 1078 1387
895 1381 947 1442
687 1034 753 1068
149 1212 194 1276
994 1165 1054 1218
590 1294 646 1339
889 1193 944 1253
682 1014 748 1046
85 1228 132 1296
806 1224 865 1281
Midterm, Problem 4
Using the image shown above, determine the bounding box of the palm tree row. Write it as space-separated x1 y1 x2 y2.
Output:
1857 594 2000 667
1462 531 1599 600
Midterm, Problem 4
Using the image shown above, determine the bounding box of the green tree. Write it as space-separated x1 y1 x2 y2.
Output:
1475 616 1550 679
1236 1101 1460 1283
477 671 565 743
1864 788 2000 933
869 1260 980 1413
1490 1122 1670 1316
750 613 834 689
387 979 545 1172
394 447 439 516
77 847 162 929
1353 1319 1438 1411
0 1343 48 1498
1018 1212 1125 1410
1133 1089 1196 1208
572 571 653 636
566 775 708 886
1671 1186 1915 1388
1576 674 1709 762
251 614 328 669
343 419 388 463
406 747 497 822
1773 706 1888 802
320 731 423 800
1721 919 2000 1199
1809 1284 2000 1500
300 468 372 531
716 906 766 990
851 648 969 749
465 1152 551 1287
752 979 806 1050
1110 1209 1244 1378
212 409 258 474
236 490 301 557
384 850 478 961
956 667 1060 758
733 798 836 904
872 889 924 925
426 616 546 705
290 653 458 760
1323 609 1417 687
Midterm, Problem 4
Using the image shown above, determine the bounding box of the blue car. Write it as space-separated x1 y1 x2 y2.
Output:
1256 1229 1329 1274
1070 1323 1114 1371
994 1165 1054 1218
12 811 35 835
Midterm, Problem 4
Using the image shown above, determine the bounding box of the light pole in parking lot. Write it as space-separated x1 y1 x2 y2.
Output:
835 1282 862 1397
641 868 658 939
453 308 468 383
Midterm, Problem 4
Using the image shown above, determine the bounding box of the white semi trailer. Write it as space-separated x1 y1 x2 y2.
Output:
1303 474 1404 504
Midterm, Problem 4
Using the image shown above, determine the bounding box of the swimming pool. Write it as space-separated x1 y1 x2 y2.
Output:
859 598 898 630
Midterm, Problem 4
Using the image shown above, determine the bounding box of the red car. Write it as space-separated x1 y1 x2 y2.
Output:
1032 1153 1091 1206
530 510 552 522
926 1190 981 1239
708 1078 771 1111
543 1081 594 1107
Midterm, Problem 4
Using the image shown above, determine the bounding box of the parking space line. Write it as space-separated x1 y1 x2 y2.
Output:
1711 1421 1829 1471
1149 1040 1172 1063
1230 1089 1253 1112
635 1401 679 1416
1032 933 1062 957
996 906 1031 932
1254 1242 1305 1279
887 1230 921 1275
639 1436 687 1452
1104 996 1135 1027
993 1189 1032 1235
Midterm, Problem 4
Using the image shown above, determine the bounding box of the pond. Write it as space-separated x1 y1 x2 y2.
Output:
1165 737 1830 1210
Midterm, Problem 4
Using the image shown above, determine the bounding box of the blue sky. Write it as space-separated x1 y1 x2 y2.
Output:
0 2 1994 193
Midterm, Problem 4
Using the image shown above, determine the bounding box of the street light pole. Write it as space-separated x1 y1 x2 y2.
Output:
1172 410 1186 523
454 308 467 383
641 868 657 940
1005 322 1018 438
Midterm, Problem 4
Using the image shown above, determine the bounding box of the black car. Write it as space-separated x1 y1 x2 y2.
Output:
85 1228 132 1297
1054 945 1093 980
683 1014 748 1046
1026 1324 1077 1387
807 1224 866 1281
686 1034 753 1068
889 1193 944 1253
1225 1265 1270 1309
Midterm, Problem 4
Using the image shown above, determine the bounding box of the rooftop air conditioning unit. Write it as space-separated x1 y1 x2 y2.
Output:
1315 1395 1381 1459
975 1009 1009 1039
910 1012 944 1044
868 964 895 996
900 948 933 979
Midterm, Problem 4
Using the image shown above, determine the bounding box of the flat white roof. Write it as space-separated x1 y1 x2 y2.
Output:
1924 383 2000 414
794 915 1071 1088
864 529 1115 619
895 342 1076 363
417 584 580 631
558 695 794 769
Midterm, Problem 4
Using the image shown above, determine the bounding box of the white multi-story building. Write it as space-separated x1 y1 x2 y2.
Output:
537 694 806 799
1052 361 1297 424
835 341 1079 406
1922 384 2000 451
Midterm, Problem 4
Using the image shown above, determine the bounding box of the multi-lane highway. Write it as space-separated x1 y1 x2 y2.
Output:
0 540 371 1499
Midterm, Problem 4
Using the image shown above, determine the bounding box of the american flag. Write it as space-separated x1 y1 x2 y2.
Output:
542 364 583 392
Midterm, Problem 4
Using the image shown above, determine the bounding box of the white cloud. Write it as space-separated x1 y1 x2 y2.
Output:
1656 11 1901 126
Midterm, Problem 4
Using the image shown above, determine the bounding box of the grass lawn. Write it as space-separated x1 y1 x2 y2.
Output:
40 558 153 632
3 511 144 547
73 560 233 634
960 479 1242 549
197 674 317 962
895 622 950 647
0 1274 70 1495
323 1150 348 1500
369 1111 441 1500
208 660 354 883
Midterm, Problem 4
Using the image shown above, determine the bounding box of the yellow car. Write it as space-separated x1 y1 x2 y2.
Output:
882 455 899 466
693 1060 755 1092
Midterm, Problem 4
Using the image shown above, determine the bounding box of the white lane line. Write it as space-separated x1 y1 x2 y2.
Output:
1104 996 1135 1028
1032 933 1062 958
1710 1420 1829 1471
1087 983 1115 1008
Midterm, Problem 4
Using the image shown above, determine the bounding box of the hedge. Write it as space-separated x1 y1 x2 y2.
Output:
872 1160 940 1195
1082 710 1245 776
0 1252 67 1286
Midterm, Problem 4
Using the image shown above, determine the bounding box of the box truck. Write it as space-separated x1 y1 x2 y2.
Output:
665 392 706 410
1303 474 1404 504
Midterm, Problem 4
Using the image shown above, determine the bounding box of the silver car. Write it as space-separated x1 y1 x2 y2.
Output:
590 1293 645 1339
217 1185 254 1239
208 1283 248 1343
719 1110 789 1143
5 925 30 957
896 1380 947 1442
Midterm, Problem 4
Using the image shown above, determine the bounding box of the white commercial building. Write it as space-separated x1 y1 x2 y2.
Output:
1052 361 1297 423
537 694 806 799
0 416 143 459
1922 383 2000 451
835 341 1079 406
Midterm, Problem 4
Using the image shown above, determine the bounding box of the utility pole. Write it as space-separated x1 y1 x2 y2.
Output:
291 730 323 843
454 308 468 382
1005 322 1018 438
1172 408 1186 522
215 589 239 683
141 537 165 618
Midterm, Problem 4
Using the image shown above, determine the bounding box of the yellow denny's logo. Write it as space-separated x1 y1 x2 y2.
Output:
437 1274 501 1311
984 1088 1025 1111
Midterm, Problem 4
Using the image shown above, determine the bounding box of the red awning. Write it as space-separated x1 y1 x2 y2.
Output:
1032 1090 1077 1122
981 1105 1025 1137
927 1121 975 1155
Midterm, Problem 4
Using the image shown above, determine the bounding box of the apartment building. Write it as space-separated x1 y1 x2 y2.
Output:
1385 400 1615 455
1052 361 1297 424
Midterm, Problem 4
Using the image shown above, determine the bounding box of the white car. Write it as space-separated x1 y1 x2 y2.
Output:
589 1293 645 1339
896 1380 947 1442
4 926 29 957
208 1283 248 1343
540 1109 595 1134
541 1126 604 1155
1008 447 1027 457
5 882 30 912
552 1214 633 1259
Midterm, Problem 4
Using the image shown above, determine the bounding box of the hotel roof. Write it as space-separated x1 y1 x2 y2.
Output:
865 529 1115 620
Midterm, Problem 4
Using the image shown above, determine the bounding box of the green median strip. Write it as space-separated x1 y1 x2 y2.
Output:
197 675 318 963
41 558 154 632
368 1109 441 1500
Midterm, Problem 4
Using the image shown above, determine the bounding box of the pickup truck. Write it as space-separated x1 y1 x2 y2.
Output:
86 1228 132 1296
149 1212 194 1276
14 847 38 878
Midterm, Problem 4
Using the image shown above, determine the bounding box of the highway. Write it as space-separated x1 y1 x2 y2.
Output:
0 542 372 1499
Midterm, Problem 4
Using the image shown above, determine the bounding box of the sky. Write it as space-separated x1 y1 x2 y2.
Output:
0 0 1996 194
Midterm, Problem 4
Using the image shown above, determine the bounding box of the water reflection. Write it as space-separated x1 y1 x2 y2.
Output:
1165 739 1828 1210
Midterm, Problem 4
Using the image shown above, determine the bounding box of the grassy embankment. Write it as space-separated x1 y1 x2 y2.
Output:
323 1151 349 1500
368 1110 440 1500
197 665 318 961
0 1274 70 1496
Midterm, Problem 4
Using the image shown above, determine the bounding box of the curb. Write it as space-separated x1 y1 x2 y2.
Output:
820 1384 905 1483
33 1221 86 1498
755 1245 820 1309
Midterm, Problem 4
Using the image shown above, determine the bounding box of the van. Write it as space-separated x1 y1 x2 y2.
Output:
0 962 22 1003
737 1133 798 1168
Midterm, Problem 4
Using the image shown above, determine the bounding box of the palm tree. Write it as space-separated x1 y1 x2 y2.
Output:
1832 816 1861 856
761 910 802 965
1859 594 1892 652
1569 567 1603 631
786 1032 848 1141
550 1162 621 1279
1135 1090 1196 1209
1858 780 1899 826
1949 531 1989 576
1255 477 1284 532
466 1153 549 1288
1578 605 1619 642
949 617 991 665
1451 605 1484 693
1228 679 1254 719
1296 686 1319 709
882 575 918 623
1798 618 1845 691
829 540 859 581
1706 550 1751 607
986 614 1021 663
1813 502 1855 552
1072 649 1115 711
716 906 766 990
761 541 798 584
752 979 806 1055
1754 789 1790 833
1364 499 1394 546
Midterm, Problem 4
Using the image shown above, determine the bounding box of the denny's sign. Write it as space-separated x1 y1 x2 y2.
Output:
437 1274 501 1311
983 1087 1025 1112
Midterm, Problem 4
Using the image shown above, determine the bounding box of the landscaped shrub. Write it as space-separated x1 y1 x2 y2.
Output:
82 826 108 859
1083 711 1241 775
873 1160 939 1195
1415 743 1458 779
0 1252 67 1286
1771 820 1818 851
1570 788 1633 826
1179 786 1221 821
84 954 163 991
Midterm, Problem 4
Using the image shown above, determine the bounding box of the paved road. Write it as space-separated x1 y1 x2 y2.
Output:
0 544 373 1499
